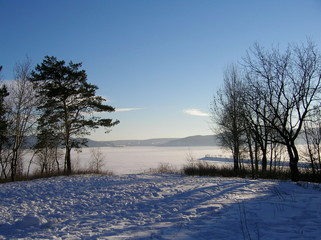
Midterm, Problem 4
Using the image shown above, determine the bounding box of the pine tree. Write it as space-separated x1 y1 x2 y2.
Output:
0 67 7 141
0 85 9 179
30 56 119 174
0 85 9 142
0 66 10 179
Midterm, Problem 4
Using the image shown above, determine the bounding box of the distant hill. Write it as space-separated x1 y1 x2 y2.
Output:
100 138 179 147
159 135 220 147
86 135 220 147
86 138 178 147
23 132 306 148
22 135 221 148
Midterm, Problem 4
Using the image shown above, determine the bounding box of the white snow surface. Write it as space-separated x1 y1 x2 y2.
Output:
1 173 321 239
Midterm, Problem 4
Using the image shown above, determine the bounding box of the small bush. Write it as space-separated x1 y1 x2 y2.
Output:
73 168 114 176
88 148 106 173
0 168 114 183
182 160 298 181
297 168 321 183
183 162 245 178
149 162 177 174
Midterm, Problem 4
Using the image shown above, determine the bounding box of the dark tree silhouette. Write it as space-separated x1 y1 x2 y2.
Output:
243 41 321 181
0 66 10 179
211 65 247 171
30 56 119 175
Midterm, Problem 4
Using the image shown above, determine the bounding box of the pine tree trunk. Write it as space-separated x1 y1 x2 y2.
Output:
11 153 17 181
65 146 72 175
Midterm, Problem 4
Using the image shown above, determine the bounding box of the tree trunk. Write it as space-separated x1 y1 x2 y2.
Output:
317 144 321 174
64 108 72 175
233 142 239 171
11 155 17 181
254 141 259 172
55 147 60 174
0 144 8 180
261 149 267 172
287 144 300 181
11 141 19 181
65 145 72 175
248 138 255 178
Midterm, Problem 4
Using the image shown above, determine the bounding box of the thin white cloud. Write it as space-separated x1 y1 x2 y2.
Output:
183 109 210 117
115 108 142 112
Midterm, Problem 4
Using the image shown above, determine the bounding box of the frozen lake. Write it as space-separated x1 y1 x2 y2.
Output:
71 146 231 175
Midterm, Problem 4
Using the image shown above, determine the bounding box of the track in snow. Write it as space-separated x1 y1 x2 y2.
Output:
0 174 321 239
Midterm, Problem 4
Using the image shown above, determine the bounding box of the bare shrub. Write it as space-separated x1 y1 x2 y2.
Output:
149 162 177 174
34 148 63 176
88 148 106 173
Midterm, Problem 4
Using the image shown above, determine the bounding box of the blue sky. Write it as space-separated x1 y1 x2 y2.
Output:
1 0 321 140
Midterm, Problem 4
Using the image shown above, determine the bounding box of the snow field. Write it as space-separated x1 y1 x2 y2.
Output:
1 173 321 239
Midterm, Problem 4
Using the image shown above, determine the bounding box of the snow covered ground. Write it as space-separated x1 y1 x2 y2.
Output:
1 173 321 239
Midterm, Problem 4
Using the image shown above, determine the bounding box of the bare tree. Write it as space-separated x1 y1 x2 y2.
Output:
32 117 64 176
35 147 63 176
6 58 38 181
89 148 105 173
243 41 321 181
242 72 275 172
302 106 321 175
211 65 247 171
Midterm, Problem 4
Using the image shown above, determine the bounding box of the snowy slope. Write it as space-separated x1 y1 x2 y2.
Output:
0 174 321 239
